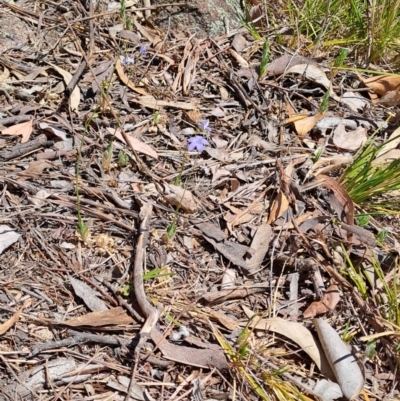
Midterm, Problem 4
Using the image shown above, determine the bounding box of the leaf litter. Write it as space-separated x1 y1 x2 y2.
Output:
0 1 399 400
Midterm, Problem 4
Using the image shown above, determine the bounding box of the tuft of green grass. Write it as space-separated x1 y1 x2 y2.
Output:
369 254 400 326
339 131 400 210
282 0 400 65
259 40 271 79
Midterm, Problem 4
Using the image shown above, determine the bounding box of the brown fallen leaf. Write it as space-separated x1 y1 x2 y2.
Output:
47 62 80 111
378 89 400 107
317 175 354 227
267 189 289 224
294 112 324 138
1 120 33 143
303 284 341 318
112 129 158 160
115 58 148 95
63 307 135 327
133 95 197 111
161 184 198 213
360 73 400 96
242 305 335 380
151 328 229 370
245 224 272 273
0 300 30 336
201 287 266 303
376 126 400 158
332 124 367 151
20 160 52 177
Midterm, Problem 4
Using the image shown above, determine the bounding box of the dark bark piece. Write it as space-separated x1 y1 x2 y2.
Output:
0 134 50 160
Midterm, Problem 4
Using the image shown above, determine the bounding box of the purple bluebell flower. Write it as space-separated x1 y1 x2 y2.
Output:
188 135 209 152
139 45 147 55
121 56 135 65
198 119 211 133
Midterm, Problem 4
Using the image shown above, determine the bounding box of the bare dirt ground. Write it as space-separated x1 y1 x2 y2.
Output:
0 0 399 400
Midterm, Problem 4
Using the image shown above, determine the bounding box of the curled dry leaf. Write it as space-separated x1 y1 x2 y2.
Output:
69 276 108 312
360 73 400 96
115 58 148 95
267 189 289 224
63 307 136 327
47 62 80 111
285 64 340 101
373 149 400 165
376 126 400 158
303 284 341 318
162 184 198 213
332 124 367 151
294 112 324 138
242 306 335 380
314 318 364 400
151 327 229 370
0 225 21 255
0 299 30 335
1 120 33 143
111 128 158 160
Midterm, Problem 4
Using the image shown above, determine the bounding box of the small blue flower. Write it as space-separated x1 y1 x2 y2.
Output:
139 46 147 55
198 119 211 133
188 135 209 152
121 56 135 65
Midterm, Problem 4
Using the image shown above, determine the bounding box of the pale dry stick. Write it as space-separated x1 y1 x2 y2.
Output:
124 203 160 401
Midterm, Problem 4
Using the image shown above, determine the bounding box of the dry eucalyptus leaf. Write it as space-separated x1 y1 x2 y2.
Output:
332 124 367 151
151 327 229 370
294 112 324 138
376 126 400 158
341 92 370 112
47 62 80 111
286 64 340 101
1 120 33 143
373 149 400 165
63 307 136 327
242 305 335 380
314 318 365 400
69 276 108 312
0 300 29 336
360 74 400 96
0 225 21 255
162 184 198 213
267 190 289 224
112 129 158 160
